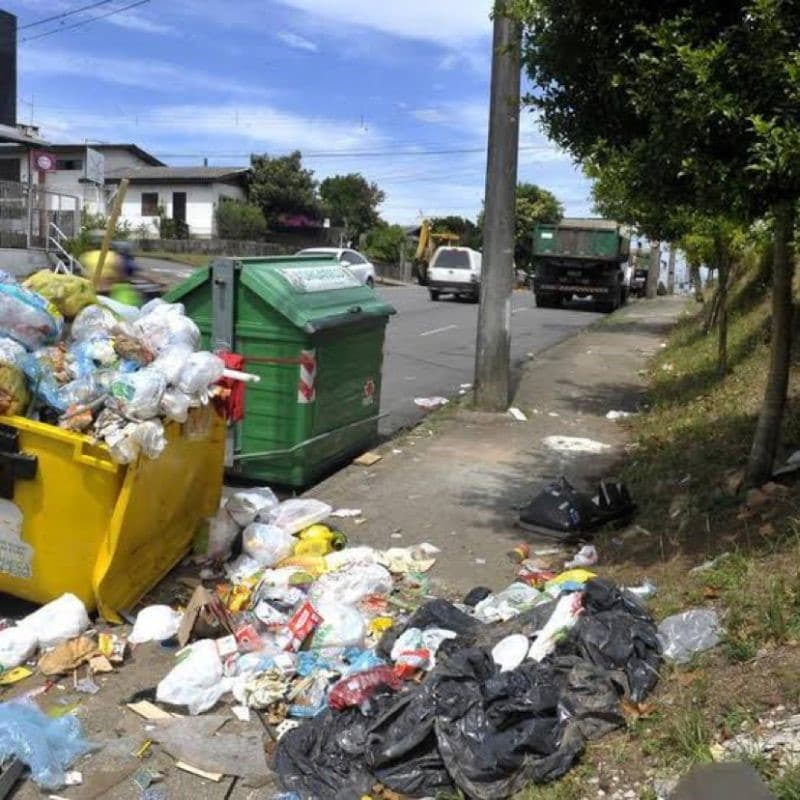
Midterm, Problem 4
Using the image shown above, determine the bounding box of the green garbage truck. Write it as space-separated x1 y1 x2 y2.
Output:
531 219 632 312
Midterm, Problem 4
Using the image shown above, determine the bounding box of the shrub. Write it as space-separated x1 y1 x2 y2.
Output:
215 201 267 240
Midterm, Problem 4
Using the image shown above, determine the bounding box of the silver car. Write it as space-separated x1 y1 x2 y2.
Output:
296 247 377 288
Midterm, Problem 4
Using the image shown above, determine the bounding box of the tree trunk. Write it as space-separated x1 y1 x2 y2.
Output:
717 257 728 377
703 284 721 333
745 200 796 486
645 243 660 298
691 263 703 302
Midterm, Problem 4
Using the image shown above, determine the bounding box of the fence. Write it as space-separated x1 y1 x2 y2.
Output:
0 180 79 250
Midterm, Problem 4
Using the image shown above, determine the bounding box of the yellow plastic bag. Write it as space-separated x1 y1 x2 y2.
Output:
23 270 97 319
0 363 29 416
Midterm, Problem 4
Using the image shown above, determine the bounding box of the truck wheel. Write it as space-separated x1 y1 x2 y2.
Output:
429 290 441 301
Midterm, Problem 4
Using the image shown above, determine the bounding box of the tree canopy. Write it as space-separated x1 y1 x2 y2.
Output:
319 173 385 239
248 151 320 228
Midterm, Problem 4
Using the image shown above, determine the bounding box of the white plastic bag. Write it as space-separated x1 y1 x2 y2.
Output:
71 305 117 342
226 488 279 527
150 344 194 385
266 498 332 534
132 420 166 459
134 306 200 354
176 352 225 396
0 625 38 669
159 388 191 424
109 368 166 419
474 583 543 623
0 336 26 366
225 554 263 583
156 639 226 715
129 605 182 644
19 593 90 649
242 523 295 568
657 608 722 663
390 627 457 671
528 593 584 662
308 563 393 607
312 602 367 649
205 508 240 559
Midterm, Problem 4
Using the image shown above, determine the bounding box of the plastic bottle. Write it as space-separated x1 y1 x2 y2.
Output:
292 525 348 557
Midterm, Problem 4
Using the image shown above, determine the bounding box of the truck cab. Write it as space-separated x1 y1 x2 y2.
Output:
532 219 631 312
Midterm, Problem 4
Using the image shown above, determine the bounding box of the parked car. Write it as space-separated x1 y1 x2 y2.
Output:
295 247 376 287
427 246 483 302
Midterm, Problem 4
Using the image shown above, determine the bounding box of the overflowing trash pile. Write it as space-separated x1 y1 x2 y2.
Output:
0 488 667 799
0 269 226 463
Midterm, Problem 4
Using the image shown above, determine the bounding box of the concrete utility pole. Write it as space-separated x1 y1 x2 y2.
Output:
667 246 676 294
645 242 660 299
474 2 521 411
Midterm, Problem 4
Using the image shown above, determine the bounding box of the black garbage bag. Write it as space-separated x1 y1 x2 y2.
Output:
376 598 485 658
274 703 379 799
366 647 585 800
564 578 661 702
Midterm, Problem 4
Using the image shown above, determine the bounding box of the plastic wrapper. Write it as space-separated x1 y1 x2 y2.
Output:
176 351 224 397
657 608 722 664
226 487 280 527
528 593 584 662
129 605 183 644
149 343 193 385
0 283 63 349
473 582 545 623
22 270 96 319
242 522 295 567
71 304 118 342
308 563 393 607
133 305 200 354
108 368 166 419
266 498 332 533
312 601 367 649
159 387 191 423
156 639 227 715
328 666 403 711
389 627 457 671
18 593 89 649
0 625 38 669
0 699 92 789
69 338 118 372
105 419 167 464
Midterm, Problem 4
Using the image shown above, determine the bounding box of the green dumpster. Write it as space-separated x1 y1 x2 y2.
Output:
166 256 395 487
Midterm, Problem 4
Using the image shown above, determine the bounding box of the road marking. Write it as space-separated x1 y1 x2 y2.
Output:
512 307 530 315
420 324 458 337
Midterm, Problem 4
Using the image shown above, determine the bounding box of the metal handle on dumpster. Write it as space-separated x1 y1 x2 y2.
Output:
233 412 389 462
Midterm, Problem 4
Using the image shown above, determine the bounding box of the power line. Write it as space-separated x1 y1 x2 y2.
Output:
20 0 151 43
19 0 117 29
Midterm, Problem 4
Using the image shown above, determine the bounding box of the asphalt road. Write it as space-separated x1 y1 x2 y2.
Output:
377 285 602 435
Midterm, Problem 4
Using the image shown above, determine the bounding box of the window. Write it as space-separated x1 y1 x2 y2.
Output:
55 158 83 171
341 251 365 265
141 192 159 216
432 249 470 269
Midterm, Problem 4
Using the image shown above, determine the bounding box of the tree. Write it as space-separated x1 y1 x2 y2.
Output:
430 216 482 249
215 200 267 240
319 173 385 239
365 224 408 263
478 183 562 268
248 151 319 228
522 0 800 485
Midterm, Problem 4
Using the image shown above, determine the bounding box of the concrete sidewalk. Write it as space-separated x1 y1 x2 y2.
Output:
313 296 685 595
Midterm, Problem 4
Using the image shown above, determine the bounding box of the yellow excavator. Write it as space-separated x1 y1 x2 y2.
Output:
413 219 460 285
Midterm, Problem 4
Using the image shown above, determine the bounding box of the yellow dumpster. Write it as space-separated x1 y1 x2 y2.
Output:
0 405 225 622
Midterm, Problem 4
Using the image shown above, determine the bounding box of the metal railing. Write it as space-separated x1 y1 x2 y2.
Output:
48 221 79 274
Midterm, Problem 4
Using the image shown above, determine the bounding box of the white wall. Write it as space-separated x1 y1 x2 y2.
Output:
118 182 245 238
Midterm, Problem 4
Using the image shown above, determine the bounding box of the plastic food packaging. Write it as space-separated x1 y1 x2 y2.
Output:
129 605 183 644
22 270 96 319
267 498 332 534
657 608 722 663
0 625 38 669
0 699 92 789
328 666 403 711
159 387 191 423
108 368 166 419
176 352 225 396
308 563 393 607
528 592 584 662
491 634 530 672
473 582 544 623
0 283 63 349
312 602 367 649
242 523 296 567
19 593 89 649
156 639 227 715
226 487 280 527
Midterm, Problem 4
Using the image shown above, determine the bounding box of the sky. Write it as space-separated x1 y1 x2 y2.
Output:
4 0 595 224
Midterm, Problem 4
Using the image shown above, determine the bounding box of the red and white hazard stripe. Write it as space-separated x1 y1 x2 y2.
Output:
297 349 317 404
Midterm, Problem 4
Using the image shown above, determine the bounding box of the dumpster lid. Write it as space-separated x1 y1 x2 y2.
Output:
172 256 396 334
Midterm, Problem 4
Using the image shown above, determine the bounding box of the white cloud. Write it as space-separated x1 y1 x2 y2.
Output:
104 10 175 35
12 0 173 35
275 0 492 46
19 48 265 97
277 31 319 52
412 108 448 124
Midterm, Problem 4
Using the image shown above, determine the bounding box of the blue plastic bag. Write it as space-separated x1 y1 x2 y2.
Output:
0 699 92 789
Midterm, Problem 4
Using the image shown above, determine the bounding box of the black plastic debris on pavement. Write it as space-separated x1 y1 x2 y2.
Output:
275 578 661 800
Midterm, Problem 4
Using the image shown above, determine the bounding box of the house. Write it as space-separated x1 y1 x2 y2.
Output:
0 142 165 215
105 166 249 238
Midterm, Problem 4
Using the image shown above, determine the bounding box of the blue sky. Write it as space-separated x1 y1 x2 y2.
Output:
5 0 595 223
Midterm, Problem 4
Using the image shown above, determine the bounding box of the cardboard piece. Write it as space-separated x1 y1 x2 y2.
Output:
126 701 175 721
354 451 382 466
178 586 235 648
39 637 97 677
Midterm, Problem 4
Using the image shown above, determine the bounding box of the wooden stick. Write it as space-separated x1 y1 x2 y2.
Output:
93 178 129 289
